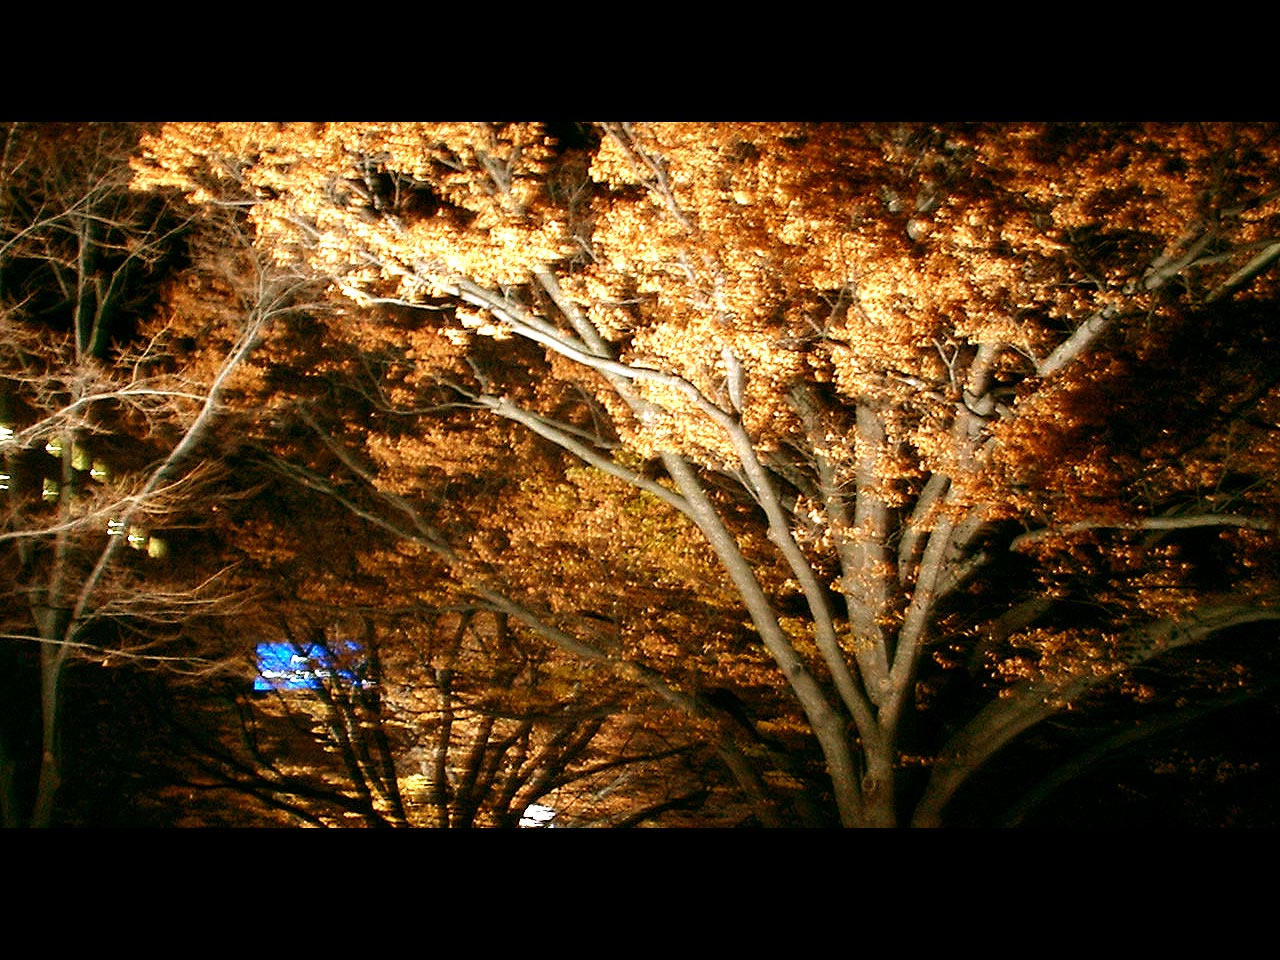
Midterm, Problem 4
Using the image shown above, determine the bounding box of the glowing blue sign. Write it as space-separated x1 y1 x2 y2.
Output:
254 640 372 692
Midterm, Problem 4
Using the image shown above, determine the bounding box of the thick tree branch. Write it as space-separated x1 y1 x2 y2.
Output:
911 603 1280 826
1207 240 1280 302
1011 513 1276 551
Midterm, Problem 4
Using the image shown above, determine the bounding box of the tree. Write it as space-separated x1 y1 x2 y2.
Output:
132 122 1280 827
135 455 751 827
0 123 319 826
195 275 814 825
223 382 785 826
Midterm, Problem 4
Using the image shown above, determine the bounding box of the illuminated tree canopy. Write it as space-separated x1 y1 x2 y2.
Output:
4 122 1279 826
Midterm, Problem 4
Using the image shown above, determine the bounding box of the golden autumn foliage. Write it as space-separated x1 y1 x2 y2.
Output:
123 122 1280 826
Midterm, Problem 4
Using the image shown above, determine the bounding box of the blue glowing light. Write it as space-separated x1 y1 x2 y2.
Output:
253 640 371 692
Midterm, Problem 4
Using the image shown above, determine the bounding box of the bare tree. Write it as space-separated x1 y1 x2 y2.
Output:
0 124 320 825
